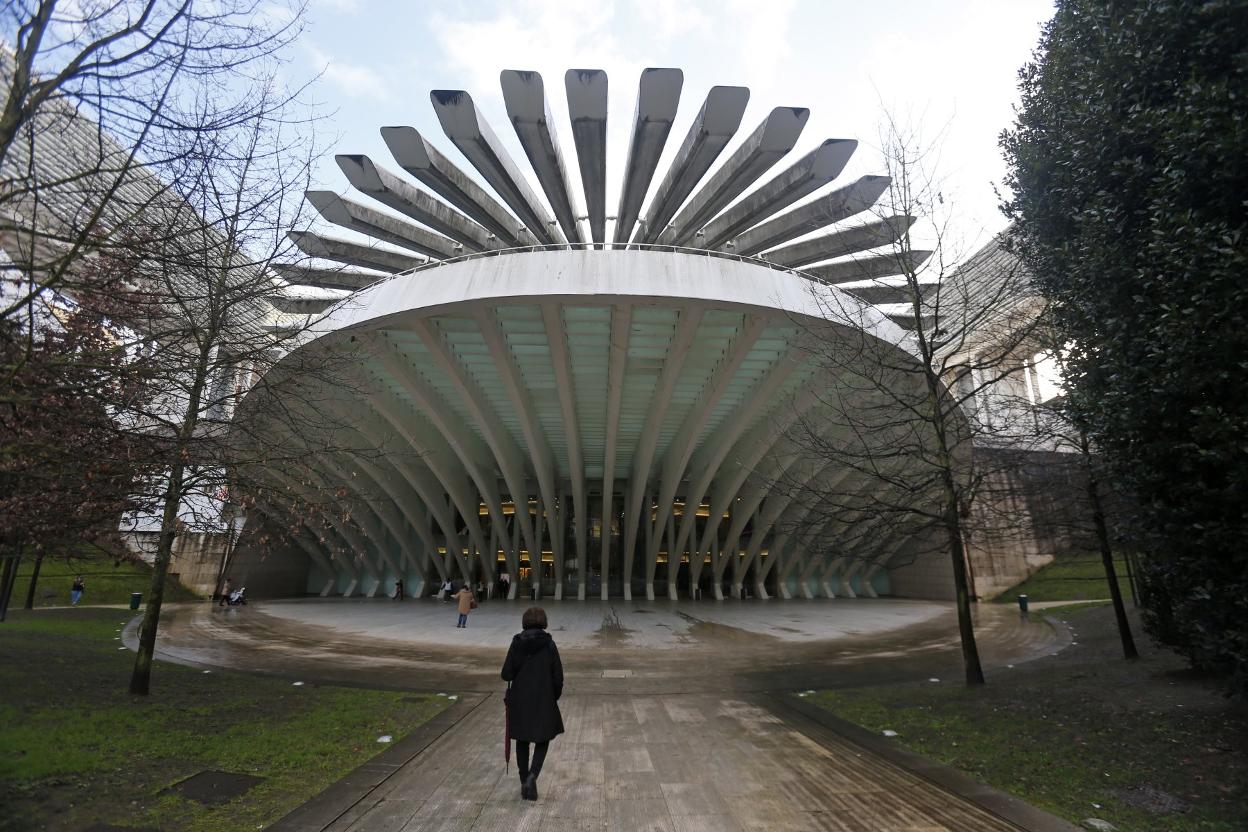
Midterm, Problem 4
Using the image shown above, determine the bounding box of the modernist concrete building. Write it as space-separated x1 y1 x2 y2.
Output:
226 68 1065 604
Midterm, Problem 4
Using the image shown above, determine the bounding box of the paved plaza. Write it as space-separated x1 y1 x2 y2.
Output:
272 692 1039 832
130 598 1075 831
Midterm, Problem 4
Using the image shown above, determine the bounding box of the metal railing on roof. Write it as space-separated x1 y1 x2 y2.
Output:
384 241 832 286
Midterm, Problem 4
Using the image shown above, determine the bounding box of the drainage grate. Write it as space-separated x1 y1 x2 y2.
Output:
602 669 633 678
163 770 264 806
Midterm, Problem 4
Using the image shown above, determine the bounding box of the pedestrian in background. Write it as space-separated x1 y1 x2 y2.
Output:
501 606 564 801
453 584 476 628
70 576 85 606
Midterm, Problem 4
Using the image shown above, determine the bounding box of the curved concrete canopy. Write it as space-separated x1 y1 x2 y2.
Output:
251 68 959 605
246 252 953 605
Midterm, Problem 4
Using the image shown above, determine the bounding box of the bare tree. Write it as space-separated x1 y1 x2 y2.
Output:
772 117 1043 686
103 75 388 694
0 0 307 329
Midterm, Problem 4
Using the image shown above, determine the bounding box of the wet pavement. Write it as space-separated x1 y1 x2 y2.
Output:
130 598 1075 831
141 597 1062 695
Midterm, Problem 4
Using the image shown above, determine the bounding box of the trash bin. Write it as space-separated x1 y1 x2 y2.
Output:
1017 594 1029 614
130 592 142 611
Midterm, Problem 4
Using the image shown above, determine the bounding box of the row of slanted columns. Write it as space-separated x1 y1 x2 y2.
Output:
281 478 897 600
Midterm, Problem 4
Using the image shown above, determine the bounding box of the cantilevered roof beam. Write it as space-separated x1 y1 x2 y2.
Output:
726 175 891 256
381 126 531 247
501 70 583 245
633 84 748 245
273 263 382 292
660 107 809 246
803 250 933 284
701 140 861 249
306 191 459 260
287 230 426 274
564 69 608 247
430 90 564 245
763 215 915 269
335 154 495 252
613 68 683 246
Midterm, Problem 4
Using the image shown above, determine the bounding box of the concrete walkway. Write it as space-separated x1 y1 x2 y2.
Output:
272 690 1067 832
130 599 1077 831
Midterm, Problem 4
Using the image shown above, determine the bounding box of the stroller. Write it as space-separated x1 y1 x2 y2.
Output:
226 586 247 606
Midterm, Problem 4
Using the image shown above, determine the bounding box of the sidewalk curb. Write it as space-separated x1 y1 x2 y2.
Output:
267 692 491 832
763 692 1083 832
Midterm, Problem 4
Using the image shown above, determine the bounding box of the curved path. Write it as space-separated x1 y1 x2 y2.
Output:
143 597 1063 694
132 598 1077 832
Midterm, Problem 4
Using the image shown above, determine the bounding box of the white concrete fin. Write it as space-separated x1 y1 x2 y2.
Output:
613 68 684 245
430 89 564 245
501 70 583 244
804 250 933 284
635 85 750 245
306 190 459 259
381 125 530 246
702 140 862 249
272 262 382 292
286 230 425 274
564 69 608 246
661 106 810 246
765 214 917 269
335 154 495 251
728 174 891 257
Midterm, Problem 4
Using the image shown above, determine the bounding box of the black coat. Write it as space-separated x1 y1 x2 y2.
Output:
501 629 565 743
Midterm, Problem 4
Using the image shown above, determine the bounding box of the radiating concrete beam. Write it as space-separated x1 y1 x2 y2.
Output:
839 279 938 305
266 294 337 314
634 84 748 244
501 70 583 244
763 215 916 268
660 107 810 246
727 175 891 257
613 68 683 245
565 69 608 246
702 140 859 249
381 125 530 247
803 250 933 284
307 191 458 259
273 262 385 292
287 230 426 274
430 90 563 245
335 154 494 251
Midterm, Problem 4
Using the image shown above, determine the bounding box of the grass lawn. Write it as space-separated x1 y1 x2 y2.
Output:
6 552 200 608
995 551 1136 604
0 608 450 832
808 604 1248 832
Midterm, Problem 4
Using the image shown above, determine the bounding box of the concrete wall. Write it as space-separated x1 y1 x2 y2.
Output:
122 531 228 597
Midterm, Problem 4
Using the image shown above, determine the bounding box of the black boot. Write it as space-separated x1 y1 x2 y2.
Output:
522 772 538 801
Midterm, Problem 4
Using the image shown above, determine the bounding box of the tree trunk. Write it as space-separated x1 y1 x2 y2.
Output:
129 459 186 695
23 550 44 610
0 549 22 622
945 502 986 685
1082 435 1138 659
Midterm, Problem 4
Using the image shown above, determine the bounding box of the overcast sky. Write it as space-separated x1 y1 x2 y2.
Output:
291 0 1055 260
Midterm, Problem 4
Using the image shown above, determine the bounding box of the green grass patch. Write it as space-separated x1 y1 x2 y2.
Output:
807 605 1247 832
7 550 200 608
996 551 1136 604
0 608 450 832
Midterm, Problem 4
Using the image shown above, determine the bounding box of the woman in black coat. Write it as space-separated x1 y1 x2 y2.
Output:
501 606 564 801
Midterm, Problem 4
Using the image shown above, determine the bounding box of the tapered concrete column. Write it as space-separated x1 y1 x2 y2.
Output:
840 560 863 598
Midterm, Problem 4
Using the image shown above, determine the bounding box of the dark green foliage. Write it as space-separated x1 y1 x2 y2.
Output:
1002 1 1248 694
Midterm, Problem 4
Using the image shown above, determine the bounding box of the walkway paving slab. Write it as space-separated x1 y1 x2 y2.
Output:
271 691 1080 832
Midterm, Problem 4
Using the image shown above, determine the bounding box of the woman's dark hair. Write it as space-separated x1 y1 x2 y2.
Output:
522 606 548 630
